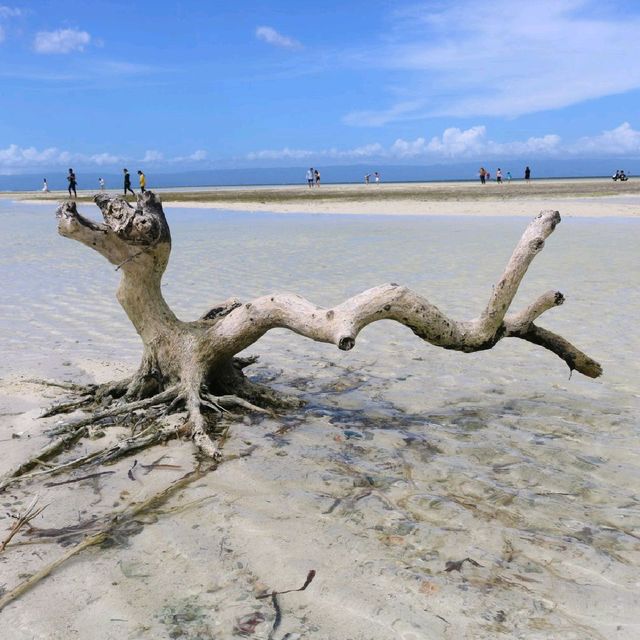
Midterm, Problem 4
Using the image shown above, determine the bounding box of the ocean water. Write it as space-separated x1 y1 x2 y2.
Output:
0 200 639 639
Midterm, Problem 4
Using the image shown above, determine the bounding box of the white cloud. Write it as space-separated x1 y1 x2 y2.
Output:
0 144 213 171
176 149 208 162
255 26 302 49
34 28 91 54
143 150 164 162
342 102 425 127
0 144 122 169
0 4 22 43
247 122 640 162
342 0 640 122
87 152 120 165
0 5 21 18
572 122 640 155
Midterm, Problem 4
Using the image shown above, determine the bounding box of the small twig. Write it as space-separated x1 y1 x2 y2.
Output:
444 557 483 573
127 460 138 481
0 463 218 611
268 593 282 640
44 471 115 487
256 569 316 600
1 496 48 552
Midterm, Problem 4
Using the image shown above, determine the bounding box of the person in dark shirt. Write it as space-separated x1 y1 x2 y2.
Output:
524 166 531 181
123 168 135 196
67 168 77 198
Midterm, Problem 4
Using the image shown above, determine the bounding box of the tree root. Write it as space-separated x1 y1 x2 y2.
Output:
0 463 217 613
0 496 48 553
46 386 180 436
40 395 94 418
1 374 281 492
22 379 96 394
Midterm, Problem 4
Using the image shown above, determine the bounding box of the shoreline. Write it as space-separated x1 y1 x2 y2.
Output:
2 177 640 217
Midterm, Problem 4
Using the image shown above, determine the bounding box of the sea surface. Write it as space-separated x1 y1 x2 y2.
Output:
0 200 639 639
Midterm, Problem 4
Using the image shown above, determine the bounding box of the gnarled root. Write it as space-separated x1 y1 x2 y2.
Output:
1 367 281 491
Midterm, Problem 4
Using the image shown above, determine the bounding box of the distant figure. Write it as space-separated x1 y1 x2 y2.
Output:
496 168 503 184
364 174 370 184
479 167 486 184
314 169 321 186
486 171 490 181
374 171 380 184
138 170 146 193
306 168 314 188
612 169 628 182
123 168 135 196
67 168 77 198
42 178 49 192
506 171 512 182
524 166 531 181
99 177 105 190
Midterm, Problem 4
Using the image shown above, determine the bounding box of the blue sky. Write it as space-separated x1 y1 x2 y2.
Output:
1 0 640 174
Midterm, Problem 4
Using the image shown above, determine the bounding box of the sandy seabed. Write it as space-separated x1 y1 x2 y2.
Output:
0 195 639 639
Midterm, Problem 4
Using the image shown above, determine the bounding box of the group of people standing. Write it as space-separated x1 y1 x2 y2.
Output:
47 168 147 198
478 166 530 184
306 167 321 187
364 172 380 184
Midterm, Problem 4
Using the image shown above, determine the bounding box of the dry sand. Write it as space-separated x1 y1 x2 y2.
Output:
6 177 640 217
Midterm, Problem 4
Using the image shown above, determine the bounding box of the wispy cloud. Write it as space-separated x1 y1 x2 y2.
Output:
0 5 21 19
142 150 164 163
247 122 640 162
0 4 22 43
0 144 210 171
571 122 640 155
247 143 384 161
342 0 640 123
34 28 91 54
255 26 302 50
0 144 120 169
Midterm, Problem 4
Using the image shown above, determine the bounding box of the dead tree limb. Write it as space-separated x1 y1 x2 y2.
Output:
0 195 601 490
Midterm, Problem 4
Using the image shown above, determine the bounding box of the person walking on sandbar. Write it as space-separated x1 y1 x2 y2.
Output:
137 170 146 193
67 168 77 198
123 168 135 196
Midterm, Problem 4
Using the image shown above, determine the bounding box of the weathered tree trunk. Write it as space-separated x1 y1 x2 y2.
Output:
0 193 602 488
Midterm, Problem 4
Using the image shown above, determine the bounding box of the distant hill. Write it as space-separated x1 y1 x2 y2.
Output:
0 159 634 192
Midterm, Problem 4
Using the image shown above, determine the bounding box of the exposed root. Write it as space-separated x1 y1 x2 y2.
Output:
0 427 89 492
40 395 94 418
0 463 217 612
47 386 180 436
23 379 96 394
3 423 180 489
236 377 303 410
208 393 272 415
94 376 133 402
0 496 48 553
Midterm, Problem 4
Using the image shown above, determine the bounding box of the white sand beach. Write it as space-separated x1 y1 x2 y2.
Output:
0 197 639 639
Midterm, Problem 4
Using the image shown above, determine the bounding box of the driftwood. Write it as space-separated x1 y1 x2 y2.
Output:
0 193 601 490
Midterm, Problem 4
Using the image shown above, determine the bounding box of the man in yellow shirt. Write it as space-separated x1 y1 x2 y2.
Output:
137 170 146 193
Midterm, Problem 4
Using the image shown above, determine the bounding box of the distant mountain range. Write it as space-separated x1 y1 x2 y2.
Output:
0 159 635 192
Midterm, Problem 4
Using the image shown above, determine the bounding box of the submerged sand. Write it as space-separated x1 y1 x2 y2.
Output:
1 201 639 639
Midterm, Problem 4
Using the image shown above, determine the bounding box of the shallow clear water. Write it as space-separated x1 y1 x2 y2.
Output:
1 201 639 639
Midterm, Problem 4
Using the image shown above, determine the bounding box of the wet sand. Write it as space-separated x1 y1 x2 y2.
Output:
1 201 639 639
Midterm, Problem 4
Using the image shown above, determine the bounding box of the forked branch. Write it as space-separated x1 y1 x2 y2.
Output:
210 210 601 378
